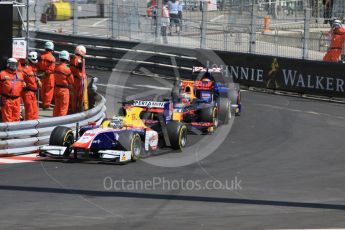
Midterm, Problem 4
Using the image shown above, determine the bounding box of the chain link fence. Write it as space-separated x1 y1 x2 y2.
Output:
27 0 342 60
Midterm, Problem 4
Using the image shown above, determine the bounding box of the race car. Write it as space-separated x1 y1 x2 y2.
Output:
171 67 241 133
39 100 188 163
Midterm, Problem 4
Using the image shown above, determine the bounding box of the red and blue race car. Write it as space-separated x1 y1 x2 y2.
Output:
171 67 241 133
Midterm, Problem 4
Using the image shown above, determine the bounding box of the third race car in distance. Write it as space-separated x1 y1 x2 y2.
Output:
171 66 241 133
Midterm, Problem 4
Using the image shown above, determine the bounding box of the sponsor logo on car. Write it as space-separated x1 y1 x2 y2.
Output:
133 100 165 108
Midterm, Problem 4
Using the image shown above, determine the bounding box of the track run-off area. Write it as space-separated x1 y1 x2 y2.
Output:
1 70 345 229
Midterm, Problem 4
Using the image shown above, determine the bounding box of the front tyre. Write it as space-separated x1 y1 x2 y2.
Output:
118 132 142 162
167 122 188 150
49 126 75 157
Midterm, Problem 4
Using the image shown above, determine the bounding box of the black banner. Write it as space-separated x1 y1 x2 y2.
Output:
210 50 345 98
0 2 13 70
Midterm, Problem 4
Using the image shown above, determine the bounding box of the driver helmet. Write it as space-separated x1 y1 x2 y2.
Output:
181 92 191 103
110 116 124 129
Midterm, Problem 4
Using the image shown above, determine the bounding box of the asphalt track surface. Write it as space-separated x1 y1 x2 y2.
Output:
1 70 345 229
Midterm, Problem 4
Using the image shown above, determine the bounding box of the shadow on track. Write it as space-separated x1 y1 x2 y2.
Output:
1 185 345 211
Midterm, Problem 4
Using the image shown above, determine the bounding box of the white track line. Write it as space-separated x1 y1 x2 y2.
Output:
134 84 171 90
256 103 345 120
92 18 109 27
0 154 41 164
97 83 135 90
210 15 224 22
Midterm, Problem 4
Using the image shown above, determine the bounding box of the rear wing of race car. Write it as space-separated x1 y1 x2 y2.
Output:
132 100 166 109
192 66 229 83
192 66 223 73
122 100 174 121
122 100 173 145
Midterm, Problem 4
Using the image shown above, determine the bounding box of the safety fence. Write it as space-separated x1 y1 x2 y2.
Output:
25 0 334 61
0 94 106 155
30 31 345 101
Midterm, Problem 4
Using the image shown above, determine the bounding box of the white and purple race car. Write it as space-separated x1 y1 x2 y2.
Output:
39 100 188 163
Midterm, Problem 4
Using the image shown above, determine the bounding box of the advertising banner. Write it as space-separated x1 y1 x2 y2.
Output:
212 50 345 98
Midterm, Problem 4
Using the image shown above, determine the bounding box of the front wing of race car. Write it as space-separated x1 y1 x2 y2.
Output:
38 145 132 163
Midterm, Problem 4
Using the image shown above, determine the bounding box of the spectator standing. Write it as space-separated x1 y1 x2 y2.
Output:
323 0 333 24
0 58 24 122
161 3 170 44
152 5 158 28
178 0 184 31
168 0 180 34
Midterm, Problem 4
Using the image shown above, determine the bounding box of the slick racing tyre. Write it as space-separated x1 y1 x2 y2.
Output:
200 106 218 127
49 126 75 156
118 132 142 162
166 122 187 150
235 91 241 116
218 96 231 124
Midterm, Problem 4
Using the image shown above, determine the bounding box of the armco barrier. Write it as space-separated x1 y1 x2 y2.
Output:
0 94 106 155
30 31 345 99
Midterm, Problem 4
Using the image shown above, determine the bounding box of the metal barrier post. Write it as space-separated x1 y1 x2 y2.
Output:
303 8 311 60
111 0 119 39
200 1 208 49
224 25 228 51
73 0 78 35
249 4 257 54
34 1 39 30
26 0 29 55
155 0 162 43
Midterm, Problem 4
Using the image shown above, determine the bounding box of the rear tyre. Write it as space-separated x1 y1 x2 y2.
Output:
200 106 218 131
218 96 231 124
49 126 75 157
235 91 241 116
166 122 188 150
118 132 142 162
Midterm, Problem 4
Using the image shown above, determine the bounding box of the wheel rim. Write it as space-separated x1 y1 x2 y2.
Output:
64 133 74 149
63 133 74 153
213 109 218 128
180 128 187 147
133 137 142 158
228 102 232 119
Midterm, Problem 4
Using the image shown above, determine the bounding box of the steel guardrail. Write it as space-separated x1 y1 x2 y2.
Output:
0 94 106 155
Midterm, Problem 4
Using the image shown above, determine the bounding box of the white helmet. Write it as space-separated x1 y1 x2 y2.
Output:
44 41 54 51
28 51 38 64
75 45 86 57
59 50 70 61
7 58 18 71
332 19 342 29
110 116 124 129
182 92 191 102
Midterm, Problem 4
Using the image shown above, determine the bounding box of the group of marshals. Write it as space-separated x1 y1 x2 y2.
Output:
0 41 88 122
